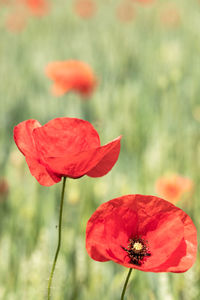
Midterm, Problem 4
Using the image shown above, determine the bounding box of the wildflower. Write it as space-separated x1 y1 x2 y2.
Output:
13 118 121 186
155 174 193 203
160 4 181 28
19 0 49 16
116 1 135 23
134 0 155 4
5 10 27 32
86 194 197 272
45 60 97 98
73 0 96 19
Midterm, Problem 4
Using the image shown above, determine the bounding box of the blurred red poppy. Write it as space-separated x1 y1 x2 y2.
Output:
160 4 181 28
73 0 96 19
116 1 135 23
13 118 121 186
86 194 197 272
155 174 193 203
134 0 155 4
5 4 27 33
19 0 49 16
45 60 97 98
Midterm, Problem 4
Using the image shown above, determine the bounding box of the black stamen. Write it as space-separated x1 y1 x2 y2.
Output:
122 236 151 266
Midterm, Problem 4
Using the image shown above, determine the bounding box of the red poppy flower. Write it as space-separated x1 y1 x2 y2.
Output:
116 1 135 23
160 4 181 28
13 118 121 186
134 0 155 4
86 195 197 272
73 0 96 19
155 174 193 203
5 11 27 33
45 60 97 98
19 0 49 17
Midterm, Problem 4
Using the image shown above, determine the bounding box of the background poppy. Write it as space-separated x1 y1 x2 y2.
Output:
45 60 97 98
73 0 96 19
155 174 193 203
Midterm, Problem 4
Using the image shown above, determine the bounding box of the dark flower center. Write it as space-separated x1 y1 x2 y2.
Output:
122 237 151 266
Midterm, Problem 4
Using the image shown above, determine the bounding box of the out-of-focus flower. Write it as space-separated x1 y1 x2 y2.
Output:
73 0 96 19
116 1 135 23
13 118 121 186
4 0 49 33
0 177 9 199
5 10 27 32
86 194 197 272
19 0 49 16
160 4 181 28
155 174 193 203
45 60 97 98
133 0 155 4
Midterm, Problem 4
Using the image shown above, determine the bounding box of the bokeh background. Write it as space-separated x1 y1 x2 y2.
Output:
0 0 200 299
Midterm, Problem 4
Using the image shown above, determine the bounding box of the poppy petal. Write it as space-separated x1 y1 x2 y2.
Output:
13 119 41 157
25 156 61 186
86 136 121 177
86 197 138 262
137 212 184 271
150 214 197 272
51 83 71 96
33 117 100 157
42 136 121 178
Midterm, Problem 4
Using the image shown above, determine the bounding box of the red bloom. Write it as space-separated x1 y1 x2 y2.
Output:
116 1 135 23
45 60 97 98
134 0 155 4
13 118 121 186
73 0 96 19
86 195 197 272
19 0 49 17
5 10 27 33
160 4 181 28
155 174 193 203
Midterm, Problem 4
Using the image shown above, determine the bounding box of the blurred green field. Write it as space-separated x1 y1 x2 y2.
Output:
0 0 200 299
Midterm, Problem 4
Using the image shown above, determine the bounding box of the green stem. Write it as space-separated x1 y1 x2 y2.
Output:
121 268 133 300
47 177 67 299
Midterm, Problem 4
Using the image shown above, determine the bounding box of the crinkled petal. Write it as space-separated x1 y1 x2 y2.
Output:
26 156 61 186
13 119 41 157
33 117 100 157
42 136 121 178
148 213 197 273
86 136 121 177
86 196 138 262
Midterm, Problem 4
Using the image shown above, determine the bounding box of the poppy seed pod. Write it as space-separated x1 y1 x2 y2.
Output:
86 194 197 272
13 118 121 186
